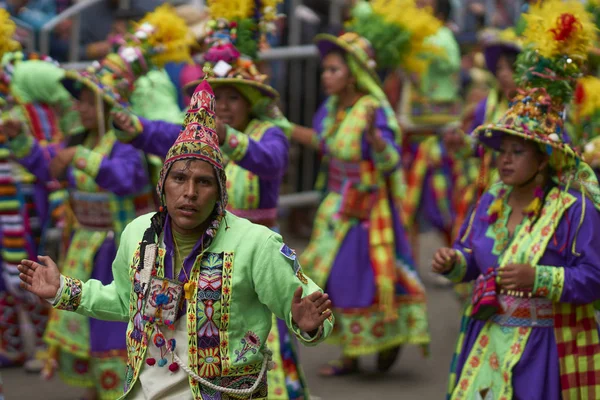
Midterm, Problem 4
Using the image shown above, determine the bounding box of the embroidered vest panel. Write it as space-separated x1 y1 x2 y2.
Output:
124 246 268 399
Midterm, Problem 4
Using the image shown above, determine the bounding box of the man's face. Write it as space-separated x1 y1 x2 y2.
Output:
164 160 220 235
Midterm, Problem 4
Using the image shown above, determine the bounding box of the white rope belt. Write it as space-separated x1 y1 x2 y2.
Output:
158 327 274 396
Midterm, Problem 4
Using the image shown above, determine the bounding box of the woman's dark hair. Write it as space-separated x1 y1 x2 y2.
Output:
436 0 452 23
497 51 519 73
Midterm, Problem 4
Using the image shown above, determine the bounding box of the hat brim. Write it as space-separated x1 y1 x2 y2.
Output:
184 78 279 105
61 69 121 109
314 33 381 86
474 124 579 169
484 42 521 75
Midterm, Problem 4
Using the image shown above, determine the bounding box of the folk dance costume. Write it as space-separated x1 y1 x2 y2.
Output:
42 80 333 399
0 12 78 369
114 2 314 396
444 2 600 399
269 0 437 370
7 49 156 397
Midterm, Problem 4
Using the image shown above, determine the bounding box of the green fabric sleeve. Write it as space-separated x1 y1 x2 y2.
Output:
533 265 565 302
250 234 334 346
7 131 34 159
221 126 250 162
54 219 136 322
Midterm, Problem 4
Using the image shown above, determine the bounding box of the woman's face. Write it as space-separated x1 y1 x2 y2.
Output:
496 55 517 97
164 160 220 235
215 86 251 132
74 88 100 131
496 135 548 186
321 52 353 96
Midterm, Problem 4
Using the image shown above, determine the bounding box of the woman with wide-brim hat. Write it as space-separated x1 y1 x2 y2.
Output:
268 0 440 376
433 1 600 398
6 44 156 399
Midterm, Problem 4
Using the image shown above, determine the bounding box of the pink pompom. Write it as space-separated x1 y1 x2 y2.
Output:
168 362 179 372
146 357 156 366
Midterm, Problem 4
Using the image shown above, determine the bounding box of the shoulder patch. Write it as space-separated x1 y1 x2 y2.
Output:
279 244 297 260
280 244 301 275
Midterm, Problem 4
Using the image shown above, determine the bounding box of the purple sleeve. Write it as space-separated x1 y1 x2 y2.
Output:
94 143 150 196
236 127 289 180
558 198 600 304
361 107 401 162
469 98 487 133
16 140 57 183
129 117 180 158
312 102 329 137
449 193 494 282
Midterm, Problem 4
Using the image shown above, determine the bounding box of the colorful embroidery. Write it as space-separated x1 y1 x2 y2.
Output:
55 276 83 312
219 252 234 375
142 277 183 325
234 331 261 362
534 265 565 302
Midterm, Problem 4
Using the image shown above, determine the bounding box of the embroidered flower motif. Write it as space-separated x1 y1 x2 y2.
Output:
460 379 469 391
234 331 261 362
198 347 221 377
511 343 522 354
100 370 119 390
479 335 489 347
73 359 89 375
469 356 480 368
350 321 363 334
503 371 510 383
371 321 385 338
518 327 529 335
489 353 499 370
228 135 239 149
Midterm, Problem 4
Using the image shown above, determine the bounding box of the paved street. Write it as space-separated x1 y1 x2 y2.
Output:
2 231 462 399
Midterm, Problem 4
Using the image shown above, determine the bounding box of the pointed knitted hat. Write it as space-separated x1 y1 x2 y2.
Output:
157 80 228 212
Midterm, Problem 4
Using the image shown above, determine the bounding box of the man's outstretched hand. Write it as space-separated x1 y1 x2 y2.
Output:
18 256 61 300
291 287 332 334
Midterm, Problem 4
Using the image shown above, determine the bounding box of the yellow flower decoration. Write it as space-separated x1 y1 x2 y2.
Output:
369 0 442 73
136 4 194 67
574 76 600 118
522 0 597 61
0 8 21 58
207 0 282 21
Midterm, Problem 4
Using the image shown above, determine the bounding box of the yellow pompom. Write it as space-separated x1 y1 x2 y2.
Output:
523 196 542 217
574 76 600 119
488 197 504 217
0 9 21 59
137 4 195 67
365 0 443 73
